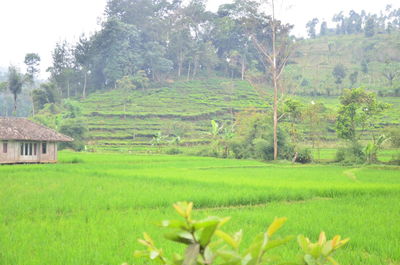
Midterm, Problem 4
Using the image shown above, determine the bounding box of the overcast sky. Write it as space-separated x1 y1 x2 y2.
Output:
0 0 398 78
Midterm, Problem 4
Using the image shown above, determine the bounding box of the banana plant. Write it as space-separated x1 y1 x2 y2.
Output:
364 134 390 163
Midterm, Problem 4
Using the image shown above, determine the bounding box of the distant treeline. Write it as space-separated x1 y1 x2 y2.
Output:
306 5 400 38
46 0 295 98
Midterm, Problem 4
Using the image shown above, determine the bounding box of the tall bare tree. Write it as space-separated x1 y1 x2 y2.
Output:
250 0 294 160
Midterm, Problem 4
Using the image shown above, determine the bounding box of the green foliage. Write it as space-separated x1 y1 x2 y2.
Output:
166 148 183 155
59 118 88 151
332 64 346 85
335 143 365 164
364 135 389 164
24 53 41 83
364 18 375 37
133 202 348 265
8 65 24 113
336 88 389 143
386 127 400 148
298 232 349 265
230 111 294 161
295 148 313 164
32 82 61 111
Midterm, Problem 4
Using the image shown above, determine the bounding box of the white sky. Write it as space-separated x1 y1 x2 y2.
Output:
0 0 398 78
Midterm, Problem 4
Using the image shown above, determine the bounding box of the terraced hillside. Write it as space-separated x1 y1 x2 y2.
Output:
286 33 400 95
78 78 400 152
33 34 400 152
81 79 269 151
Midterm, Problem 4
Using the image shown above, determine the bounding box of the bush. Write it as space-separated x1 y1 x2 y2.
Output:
195 147 219 158
165 148 183 155
295 148 313 164
58 118 88 151
229 111 295 161
131 202 349 265
335 143 365 164
386 127 400 148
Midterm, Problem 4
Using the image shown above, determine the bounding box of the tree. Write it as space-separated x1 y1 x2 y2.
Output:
364 17 375 37
250 0 294 160
304 102 328 160
382 62 400 86
361 59 369 74
319 21 328 36
8 66 24 115
306 18 319 38
332 64 346 91
349 71 358 88
48 41 75 98
336 88 388 144
24 53 41 85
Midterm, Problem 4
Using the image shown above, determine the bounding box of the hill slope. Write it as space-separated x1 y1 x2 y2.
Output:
34 34 400 152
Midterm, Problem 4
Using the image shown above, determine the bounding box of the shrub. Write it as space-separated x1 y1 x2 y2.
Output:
335 143 365 164
58 118 88 151
166 148 183 155
295 148 313 164
131 202 349 265
386 127 400 148
230 110 295 161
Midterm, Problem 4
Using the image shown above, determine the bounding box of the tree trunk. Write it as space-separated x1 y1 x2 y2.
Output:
67 80 70 98
241 56 245 80
272 0 278 161
178 50 183 78
83 72 87 99
13 94 17 116
187 62 191 81
193 57 198 78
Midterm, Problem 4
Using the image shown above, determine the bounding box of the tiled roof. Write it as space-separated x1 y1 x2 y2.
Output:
0 117 73 142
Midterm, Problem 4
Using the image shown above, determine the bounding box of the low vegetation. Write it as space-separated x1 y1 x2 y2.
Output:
0 152 399 265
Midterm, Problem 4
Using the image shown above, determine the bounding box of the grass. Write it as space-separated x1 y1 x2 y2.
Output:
0 151 399 265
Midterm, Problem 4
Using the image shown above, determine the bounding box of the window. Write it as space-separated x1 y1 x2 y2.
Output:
2 142 7 153
42 143 47 154
20 142 38 156
24 143 29 156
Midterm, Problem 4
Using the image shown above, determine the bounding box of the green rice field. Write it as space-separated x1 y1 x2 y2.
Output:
0 152 399 265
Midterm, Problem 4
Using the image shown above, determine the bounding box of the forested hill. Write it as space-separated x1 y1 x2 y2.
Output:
31 33 400 152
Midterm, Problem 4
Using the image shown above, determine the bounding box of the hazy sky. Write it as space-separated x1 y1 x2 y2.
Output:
0 0 398 78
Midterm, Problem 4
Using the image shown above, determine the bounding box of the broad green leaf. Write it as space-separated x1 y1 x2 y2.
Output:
334 238 350 249
264 236 294 251
193 217 220 229
318 232 326 245
215 230 238 249
160 219 189 230
217 250 242 261
143 232 154 245
310 244 322 258
199 220 219 247
297 235 309 253
322 241 333 256
267 217 287 237
173 202 187 218
164 231 194 245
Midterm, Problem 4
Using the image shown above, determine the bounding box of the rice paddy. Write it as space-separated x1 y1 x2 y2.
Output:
0 151 399 265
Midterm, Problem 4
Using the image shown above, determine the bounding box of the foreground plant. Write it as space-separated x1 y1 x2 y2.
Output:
131 202 349 265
